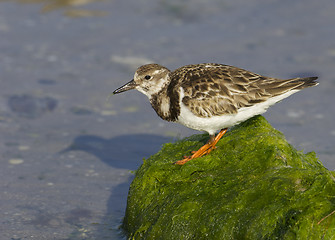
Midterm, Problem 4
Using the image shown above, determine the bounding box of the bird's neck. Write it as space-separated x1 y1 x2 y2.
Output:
150 85 180 122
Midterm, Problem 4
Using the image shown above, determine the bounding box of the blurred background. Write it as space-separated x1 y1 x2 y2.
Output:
0 0 334 239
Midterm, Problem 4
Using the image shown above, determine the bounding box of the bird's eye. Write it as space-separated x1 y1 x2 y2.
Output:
144 75 151 80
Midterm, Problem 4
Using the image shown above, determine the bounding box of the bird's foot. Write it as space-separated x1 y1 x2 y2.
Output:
175 143 215 165
174 128 227 165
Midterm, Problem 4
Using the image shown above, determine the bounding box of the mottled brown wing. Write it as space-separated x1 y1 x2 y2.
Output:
177 64 317 118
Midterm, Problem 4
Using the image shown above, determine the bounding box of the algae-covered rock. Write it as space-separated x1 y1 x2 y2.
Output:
123 115 335 239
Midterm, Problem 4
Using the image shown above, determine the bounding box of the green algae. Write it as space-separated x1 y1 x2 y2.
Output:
123 115 335 240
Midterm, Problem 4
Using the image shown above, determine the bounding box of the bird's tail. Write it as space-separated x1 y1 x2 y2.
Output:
290 76 319 90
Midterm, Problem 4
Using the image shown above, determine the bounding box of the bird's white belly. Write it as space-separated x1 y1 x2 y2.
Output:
177 90 299 135
177 106 235 135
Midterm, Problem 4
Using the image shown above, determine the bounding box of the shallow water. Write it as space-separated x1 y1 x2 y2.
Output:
0 0 334 239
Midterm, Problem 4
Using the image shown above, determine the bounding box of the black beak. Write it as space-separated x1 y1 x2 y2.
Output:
113 80 137 94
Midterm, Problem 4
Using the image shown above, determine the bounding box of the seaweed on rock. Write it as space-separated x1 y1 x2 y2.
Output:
123 115 335 240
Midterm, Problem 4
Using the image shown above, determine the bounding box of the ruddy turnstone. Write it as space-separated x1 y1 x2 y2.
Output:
113 63 318 165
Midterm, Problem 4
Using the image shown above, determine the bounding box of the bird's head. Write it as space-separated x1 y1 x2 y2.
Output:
113 64 171 98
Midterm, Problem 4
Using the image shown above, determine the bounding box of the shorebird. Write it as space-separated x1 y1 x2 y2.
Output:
113 63 318 165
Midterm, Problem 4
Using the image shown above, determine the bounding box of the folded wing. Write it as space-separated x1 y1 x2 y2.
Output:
177 64 318 118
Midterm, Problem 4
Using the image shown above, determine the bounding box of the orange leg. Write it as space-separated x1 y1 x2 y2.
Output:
174 128 227 165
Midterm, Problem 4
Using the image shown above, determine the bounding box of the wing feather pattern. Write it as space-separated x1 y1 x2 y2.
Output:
172 63 317 118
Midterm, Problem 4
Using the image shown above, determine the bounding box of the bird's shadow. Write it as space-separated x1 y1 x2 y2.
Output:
61 133 171 238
